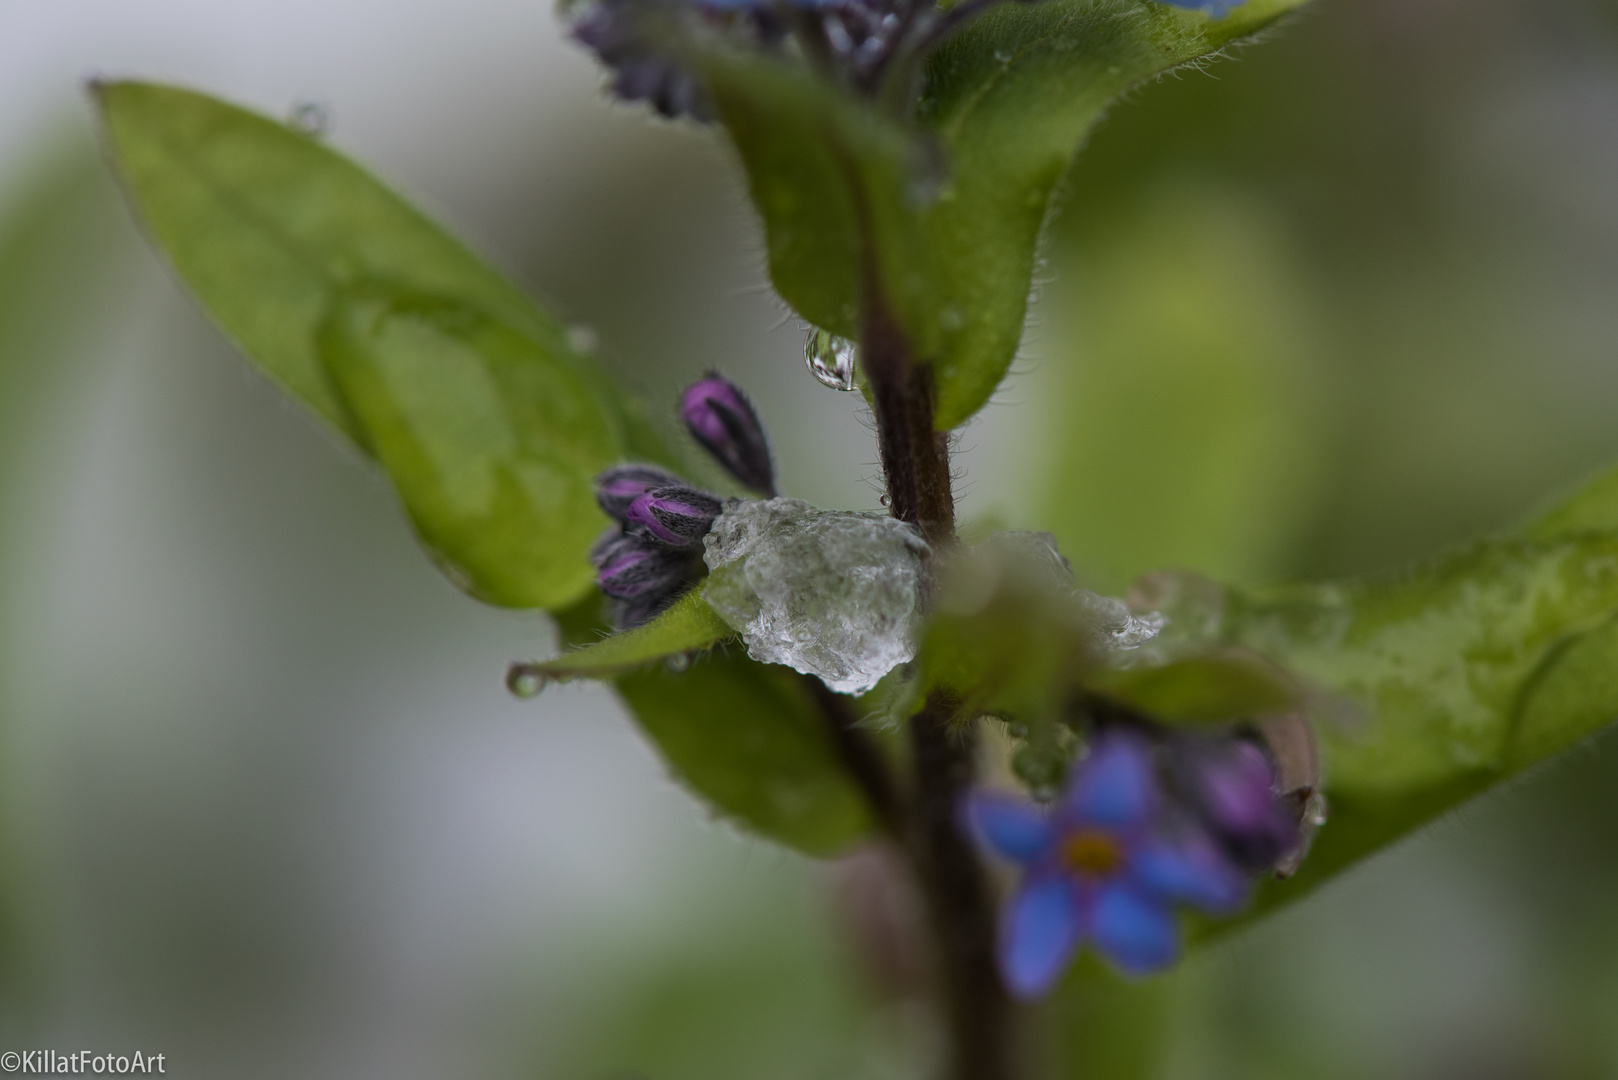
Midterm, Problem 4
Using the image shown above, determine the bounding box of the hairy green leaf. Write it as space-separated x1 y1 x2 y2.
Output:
919 0 1310 428
95 80 673 609
531 590 735 679
682 3 1313 430
688 2 1309 431
1522 463 1618 541
695 45 940 355
1134 470 1618 921
554 594 876 856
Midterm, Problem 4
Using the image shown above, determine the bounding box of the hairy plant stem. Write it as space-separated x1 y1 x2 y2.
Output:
861 288 955 546
860 284 1013 1080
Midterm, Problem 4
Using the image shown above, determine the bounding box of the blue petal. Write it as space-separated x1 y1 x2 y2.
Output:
1001 875 1083 999
962 792 1054 863
1062 731 1156 828
1131 829 1249 914
1090 880 1179 976
1153 0 1244 16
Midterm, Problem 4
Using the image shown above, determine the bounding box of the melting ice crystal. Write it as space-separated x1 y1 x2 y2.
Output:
963 530 1164 650
703 499 928 694
702 508 1163 695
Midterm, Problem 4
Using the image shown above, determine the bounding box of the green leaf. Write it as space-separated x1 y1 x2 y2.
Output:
316 291 623 608
554 594 876 856
1136 493 1618 921
619 653 876 856
1088 647 1302 724
1522 462 1618 541
687 2 1310 430
95 80 674 609
919 0 1311 428
694 44 941 354
529 590 735 680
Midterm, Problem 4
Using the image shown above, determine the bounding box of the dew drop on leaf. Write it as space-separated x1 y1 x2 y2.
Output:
805 328 858 391
287 99 331 138
566 324 600 355
505 663 549 699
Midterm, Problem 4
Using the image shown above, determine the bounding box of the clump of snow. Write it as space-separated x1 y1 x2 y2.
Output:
703 499 929 694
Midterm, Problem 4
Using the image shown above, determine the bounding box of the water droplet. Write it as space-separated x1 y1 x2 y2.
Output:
804 329 857 391
1303 791 1329 828
505 663 549 699
665 652 692 673
567 324 599 355
288 99 331 138
878 494 890 507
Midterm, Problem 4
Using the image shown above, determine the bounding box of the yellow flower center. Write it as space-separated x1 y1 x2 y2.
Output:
1062 830 1121 876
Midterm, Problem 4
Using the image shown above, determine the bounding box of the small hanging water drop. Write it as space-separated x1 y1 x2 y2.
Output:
1303 791 1329 828
505 663 549 699
665 652 692 673
878 494 890 507
804 328 858 391
567 324 600 355
288 98 332 138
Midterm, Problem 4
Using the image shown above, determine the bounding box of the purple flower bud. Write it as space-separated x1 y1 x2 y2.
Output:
624 486 725 547
569 0 715 122
680 373 776 495
595 464 686 522
1171 735 1299 871
594 534 697 600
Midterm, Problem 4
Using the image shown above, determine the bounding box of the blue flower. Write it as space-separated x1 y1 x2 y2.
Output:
964 730 1249 998
1154 0 1246 17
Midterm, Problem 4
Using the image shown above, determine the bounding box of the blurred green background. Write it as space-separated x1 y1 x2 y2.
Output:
4 0 1618 1076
